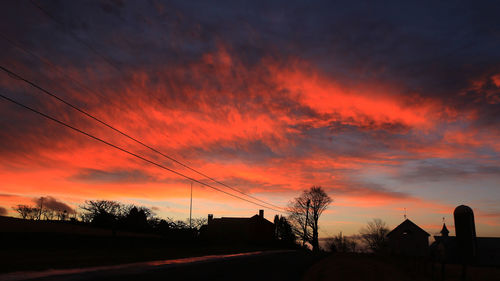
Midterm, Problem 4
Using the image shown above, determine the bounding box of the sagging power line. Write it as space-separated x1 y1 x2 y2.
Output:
3 3 285 211
0 64 285 211
6 2 285 211
0 92 284 213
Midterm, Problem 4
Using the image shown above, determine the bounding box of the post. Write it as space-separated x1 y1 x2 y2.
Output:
189 182 193 229
302 199 310 247
38 197 43 220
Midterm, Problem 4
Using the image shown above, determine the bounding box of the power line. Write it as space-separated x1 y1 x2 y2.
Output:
0 32 119 108
0 92 284 213
9 3 285 210
12 1 285 211
0 64 286 211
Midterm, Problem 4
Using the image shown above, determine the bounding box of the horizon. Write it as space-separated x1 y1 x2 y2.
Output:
1 1 499 238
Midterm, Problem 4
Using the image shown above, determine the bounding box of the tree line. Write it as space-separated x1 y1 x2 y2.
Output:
13 198 207 234
324 218 390 254
11 186 390 253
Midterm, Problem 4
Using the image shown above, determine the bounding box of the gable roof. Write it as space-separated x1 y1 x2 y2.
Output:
387 219 430 237
210 215 273 226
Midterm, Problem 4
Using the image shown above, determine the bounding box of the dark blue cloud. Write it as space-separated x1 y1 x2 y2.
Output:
1 0 499 178
71 168 154 183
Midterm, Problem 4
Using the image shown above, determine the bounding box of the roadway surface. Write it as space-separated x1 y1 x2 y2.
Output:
1 250 316 281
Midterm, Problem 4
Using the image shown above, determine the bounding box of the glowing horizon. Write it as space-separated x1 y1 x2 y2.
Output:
1 1 499 238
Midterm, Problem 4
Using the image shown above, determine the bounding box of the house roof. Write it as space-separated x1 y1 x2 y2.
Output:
210 215 273 226
387 219 430 237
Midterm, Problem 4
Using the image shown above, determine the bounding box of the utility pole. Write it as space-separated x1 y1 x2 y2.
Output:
302 199 310 247
189 182 193 229
38 197 43 220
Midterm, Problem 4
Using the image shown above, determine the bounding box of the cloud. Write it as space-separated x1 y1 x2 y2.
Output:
397 159 500 182
0 0 499 236
33 196 74 213
326 181 410 200
70 168 154 184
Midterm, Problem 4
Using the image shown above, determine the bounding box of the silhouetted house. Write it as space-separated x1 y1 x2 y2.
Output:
387 219 430 257
200 210 275 243
431 223 500 266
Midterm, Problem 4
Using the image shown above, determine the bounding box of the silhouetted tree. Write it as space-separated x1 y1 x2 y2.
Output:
57 209 68 221
13 205 31 219
41 209 55 220
288 186 332 251
80 200 121 227
360 218 389 253
153 219 171 235
326 232 357 253
79 211 93 223
275 215 296 245
189 217 208 230
172 220 189 229
122 206 149 231
13 205 40 220
121 204 155 220
34 196 74 220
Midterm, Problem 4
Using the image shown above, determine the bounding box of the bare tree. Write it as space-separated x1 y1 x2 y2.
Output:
288 186 332 252
360 218 390 253
177 220 189 229
41 209 56 220
80 200 122 226
56 209 68 221
26 208 40 220
79 211 93 223
13 205 31 219
81 200 121 217
121 204 156 221
12 205 41 220
189 217 207 230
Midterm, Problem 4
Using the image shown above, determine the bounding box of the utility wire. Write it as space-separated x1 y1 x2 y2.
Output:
0 64 286 211
0 92 284 213
0 32 118 108
28 0 168 108
16 3 284 209
12 1 286 210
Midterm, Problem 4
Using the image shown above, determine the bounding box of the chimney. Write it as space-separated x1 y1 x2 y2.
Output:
259 210 264 218
208 214 213 224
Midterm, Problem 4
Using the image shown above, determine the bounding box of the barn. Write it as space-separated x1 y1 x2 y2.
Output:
387 219 430 257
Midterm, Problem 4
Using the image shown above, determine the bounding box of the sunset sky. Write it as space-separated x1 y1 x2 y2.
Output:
1 1 499 237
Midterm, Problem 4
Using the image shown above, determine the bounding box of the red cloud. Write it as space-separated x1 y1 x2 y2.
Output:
1 45 499 236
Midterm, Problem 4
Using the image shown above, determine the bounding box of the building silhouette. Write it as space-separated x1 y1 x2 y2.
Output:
200 210 275 243
387 218 430 256
431 224 500 266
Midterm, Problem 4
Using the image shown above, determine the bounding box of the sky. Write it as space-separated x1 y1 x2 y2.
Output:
0 0 499 237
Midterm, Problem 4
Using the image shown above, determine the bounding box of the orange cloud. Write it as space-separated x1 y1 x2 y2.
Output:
1 44 499 237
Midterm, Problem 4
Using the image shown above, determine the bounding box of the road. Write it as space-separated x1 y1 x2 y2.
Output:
1 250 316 281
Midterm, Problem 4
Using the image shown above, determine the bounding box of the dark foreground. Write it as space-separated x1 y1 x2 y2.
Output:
0 216 299 273
1 250 317 281
303 253 500 281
